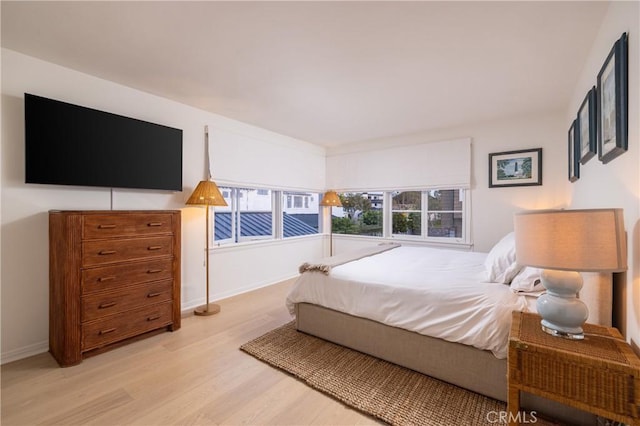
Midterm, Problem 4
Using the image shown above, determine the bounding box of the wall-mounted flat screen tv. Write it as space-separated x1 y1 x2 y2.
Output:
25 93 183 191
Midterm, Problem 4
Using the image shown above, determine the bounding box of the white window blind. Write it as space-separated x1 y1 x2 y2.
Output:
326 138 471 191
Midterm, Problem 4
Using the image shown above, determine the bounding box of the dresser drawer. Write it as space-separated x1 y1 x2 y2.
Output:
83 236 173 266
82 258 173 294
82 280 173 321
83 214 173 239
82 302 173 351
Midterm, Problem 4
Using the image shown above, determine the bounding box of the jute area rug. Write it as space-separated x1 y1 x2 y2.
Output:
240 322 556 426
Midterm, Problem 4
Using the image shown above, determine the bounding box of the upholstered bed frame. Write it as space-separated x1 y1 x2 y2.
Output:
294 272 612 425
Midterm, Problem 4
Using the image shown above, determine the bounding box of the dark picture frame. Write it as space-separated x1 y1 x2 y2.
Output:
568 120 579 182
577 87 597 164
597 32 628 164
489 148 542 188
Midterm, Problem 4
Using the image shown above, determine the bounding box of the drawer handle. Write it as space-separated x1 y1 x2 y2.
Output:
98 276 116 282
98 302 117 309
99 328 116 335
98 224 116 229
147 292 161 298
147 246 162 251
147 269 163 274
148 222 163 227
99 250 116 255
147 315 161 321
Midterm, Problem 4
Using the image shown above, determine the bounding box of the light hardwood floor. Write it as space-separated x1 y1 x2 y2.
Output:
1 279 380 425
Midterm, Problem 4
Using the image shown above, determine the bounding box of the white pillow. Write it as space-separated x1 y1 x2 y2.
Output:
510 267 543 293
484 232 522 283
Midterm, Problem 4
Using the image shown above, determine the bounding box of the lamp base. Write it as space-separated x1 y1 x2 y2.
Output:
541 323 584 340
536 269 588 340
194 303 221 316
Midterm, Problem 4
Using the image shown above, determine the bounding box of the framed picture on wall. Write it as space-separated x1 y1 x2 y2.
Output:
489 148 542 188
597 32 628 164
577 87 597 164
568 120 579 182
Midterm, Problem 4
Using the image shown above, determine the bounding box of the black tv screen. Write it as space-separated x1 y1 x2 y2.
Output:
25 93 183 191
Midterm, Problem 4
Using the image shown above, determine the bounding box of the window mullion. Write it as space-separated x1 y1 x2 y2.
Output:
232 188 238 243
422 191 428 238
383 192 391 238
274 190 282 239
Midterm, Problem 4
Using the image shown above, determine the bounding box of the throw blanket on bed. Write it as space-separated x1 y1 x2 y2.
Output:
298 243 401 275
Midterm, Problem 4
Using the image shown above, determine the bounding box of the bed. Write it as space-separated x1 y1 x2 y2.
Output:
286 235 613 424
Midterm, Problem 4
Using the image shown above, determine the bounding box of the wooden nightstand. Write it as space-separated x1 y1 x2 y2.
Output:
508 311 640 426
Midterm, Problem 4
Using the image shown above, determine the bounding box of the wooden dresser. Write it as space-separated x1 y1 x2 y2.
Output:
49 210 181 367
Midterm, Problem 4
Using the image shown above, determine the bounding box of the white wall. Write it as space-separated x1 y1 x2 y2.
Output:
327 110 570 253
566 1 639 349
0 49 325 363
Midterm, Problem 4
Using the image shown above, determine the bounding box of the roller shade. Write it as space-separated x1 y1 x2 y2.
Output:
326 138 471 191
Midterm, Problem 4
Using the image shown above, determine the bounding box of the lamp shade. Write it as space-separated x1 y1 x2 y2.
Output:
186 180 228 207
514 208 626 272
320 190 342 207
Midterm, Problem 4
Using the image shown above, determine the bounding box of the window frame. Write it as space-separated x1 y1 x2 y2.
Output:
237 188 275 243
213 186 275 244
390 190 423 239
213 186 322 246
282 191 321 239
334 188 470 245
422 188 467 243
331 192 384 237
210 185 470 247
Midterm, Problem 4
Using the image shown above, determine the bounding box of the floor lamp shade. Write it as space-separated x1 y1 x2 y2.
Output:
186 180 227 316
514 208 626 338
186 180 228 207
320 191 342 207
320 191 342 256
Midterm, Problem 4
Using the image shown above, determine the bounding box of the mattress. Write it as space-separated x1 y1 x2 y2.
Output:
286 245 535 359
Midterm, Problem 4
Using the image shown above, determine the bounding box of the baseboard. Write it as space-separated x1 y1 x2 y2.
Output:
1 340 48 365
181 274 298 314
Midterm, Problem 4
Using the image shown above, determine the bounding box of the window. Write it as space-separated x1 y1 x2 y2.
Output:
214 187 320 244
215 187 273 243
214 186 234 243
211 186 468 245
427 189 464 238
391 191 421 237
332 192 383 236
239 188 272 240
283 192 320 238
331 189 467 243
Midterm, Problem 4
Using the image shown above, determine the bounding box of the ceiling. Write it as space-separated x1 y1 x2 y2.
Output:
1 1 608 147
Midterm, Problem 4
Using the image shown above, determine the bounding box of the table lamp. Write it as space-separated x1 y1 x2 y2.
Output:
320 190 342 256
514 208 626 339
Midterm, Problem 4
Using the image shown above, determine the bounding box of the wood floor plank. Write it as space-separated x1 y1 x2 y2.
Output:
39 389 134 426
1 279 378 425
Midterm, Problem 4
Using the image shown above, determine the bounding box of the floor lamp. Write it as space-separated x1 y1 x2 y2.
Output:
186 180 228 316
320 190 342 256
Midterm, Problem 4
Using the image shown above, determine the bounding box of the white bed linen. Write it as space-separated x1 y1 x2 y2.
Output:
286 246 534 359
